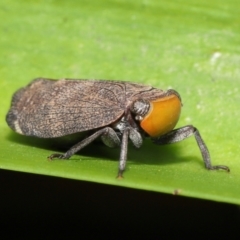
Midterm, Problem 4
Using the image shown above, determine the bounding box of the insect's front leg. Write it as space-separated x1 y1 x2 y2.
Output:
117 128 129 179
153 125 230 172
48 127 119 160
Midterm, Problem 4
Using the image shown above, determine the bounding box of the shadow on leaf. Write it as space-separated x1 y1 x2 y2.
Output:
6 131 203 168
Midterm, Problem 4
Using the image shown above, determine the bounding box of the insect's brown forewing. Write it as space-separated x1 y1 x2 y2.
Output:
6 78 165 138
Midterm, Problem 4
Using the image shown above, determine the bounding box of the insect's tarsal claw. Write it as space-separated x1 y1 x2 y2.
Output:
117 171 124 179
47 153 65 160
208 165 230 172
47 155 54 161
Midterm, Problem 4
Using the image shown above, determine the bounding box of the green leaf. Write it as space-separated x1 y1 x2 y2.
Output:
1 0 240 204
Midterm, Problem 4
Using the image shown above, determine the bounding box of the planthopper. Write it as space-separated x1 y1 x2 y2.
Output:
6 78 230 178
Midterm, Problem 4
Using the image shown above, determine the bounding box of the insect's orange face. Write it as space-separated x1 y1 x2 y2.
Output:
140 94 182 137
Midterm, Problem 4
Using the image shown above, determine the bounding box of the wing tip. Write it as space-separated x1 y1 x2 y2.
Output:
6 109 23 134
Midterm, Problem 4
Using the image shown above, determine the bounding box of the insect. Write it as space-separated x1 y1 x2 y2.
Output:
6 78 230 178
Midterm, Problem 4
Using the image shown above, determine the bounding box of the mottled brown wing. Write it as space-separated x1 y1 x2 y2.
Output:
6 78 126 138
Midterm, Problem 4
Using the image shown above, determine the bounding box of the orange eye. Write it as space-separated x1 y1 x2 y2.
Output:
140 94 181 137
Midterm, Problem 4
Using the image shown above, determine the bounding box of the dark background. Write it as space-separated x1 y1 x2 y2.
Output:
1 169 239 239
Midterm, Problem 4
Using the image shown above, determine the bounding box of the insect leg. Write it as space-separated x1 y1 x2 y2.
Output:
153 125 230 172
48 127 118 160
101 128 121 148
117 128 129 179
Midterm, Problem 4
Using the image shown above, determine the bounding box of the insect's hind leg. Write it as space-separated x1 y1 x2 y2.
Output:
153 125 230 172
48 127 120 160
